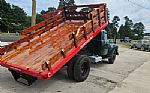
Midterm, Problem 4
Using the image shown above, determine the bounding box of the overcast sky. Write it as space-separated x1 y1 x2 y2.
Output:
6 0 150 32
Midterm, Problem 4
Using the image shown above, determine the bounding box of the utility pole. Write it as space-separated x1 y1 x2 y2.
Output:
31 0 36 26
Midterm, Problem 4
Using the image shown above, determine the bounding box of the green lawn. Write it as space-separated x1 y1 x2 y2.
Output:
0 33 18 36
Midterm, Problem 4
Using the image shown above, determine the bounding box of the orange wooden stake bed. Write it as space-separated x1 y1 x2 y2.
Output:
0 3 108 85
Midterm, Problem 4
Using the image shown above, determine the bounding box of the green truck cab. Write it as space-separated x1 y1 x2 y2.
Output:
86 30 119 64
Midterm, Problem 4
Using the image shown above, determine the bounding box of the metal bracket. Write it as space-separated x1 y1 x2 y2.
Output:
9 69 37 86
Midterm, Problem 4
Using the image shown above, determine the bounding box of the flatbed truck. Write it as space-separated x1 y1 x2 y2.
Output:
0 3 119 86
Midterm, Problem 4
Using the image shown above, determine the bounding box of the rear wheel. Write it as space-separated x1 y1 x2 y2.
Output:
67 55 90 82
141 46 145 51
129 45 133 49
148 47 150 52
108 51 116 64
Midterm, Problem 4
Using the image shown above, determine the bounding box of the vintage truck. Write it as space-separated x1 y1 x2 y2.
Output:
0 3 119 86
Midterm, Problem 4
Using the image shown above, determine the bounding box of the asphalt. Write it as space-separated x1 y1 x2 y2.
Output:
109 61 150 93
0 45 150 93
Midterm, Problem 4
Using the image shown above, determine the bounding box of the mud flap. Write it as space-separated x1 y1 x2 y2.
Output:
9 69 37 86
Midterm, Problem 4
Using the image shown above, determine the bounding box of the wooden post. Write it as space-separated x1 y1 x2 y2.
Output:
32 0 36 26
72 32 78 48
83 26 87 39
97 9 101 27
104 4 107 22
63 7 66 22
90 13 94 32
61 49 66 58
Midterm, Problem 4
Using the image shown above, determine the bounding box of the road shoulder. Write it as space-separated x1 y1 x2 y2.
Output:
109 61 150 93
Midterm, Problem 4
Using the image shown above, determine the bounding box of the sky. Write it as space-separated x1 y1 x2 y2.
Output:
6 0 150 32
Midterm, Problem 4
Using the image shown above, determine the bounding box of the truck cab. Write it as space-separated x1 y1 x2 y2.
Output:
87 30 119 64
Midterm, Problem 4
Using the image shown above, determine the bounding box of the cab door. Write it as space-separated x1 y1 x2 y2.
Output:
100 31 110 56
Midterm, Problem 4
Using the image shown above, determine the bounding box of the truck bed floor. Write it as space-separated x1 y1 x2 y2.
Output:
7 21 84 73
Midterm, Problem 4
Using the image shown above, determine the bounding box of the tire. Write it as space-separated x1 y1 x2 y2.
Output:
148 48 150 52
108 50 116 64
131 44 136 49
68 55 90 82
67 57 76 80
129 45 133 49
140 46 145 51
67 55 90 82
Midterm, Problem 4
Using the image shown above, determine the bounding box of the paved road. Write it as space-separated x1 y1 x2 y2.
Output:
109 61 150 93
0 45 150 93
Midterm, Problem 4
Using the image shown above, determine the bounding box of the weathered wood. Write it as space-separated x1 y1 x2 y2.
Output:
97 9 101 26
42 7 64 19
66 16 88 20
0 4 108 73
66 11 88 15
91 9 98 17
21 14 63 35
66 3 105 9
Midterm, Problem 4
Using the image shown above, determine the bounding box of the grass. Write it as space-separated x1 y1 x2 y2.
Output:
0 33 18 36
120 42 131 48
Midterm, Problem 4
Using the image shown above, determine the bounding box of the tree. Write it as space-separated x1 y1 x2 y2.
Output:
120 16 134 39
58 0 75 8
0 0 29 33
133 22 145 39
36 14 44 23
80 8 93 12
0 0 11 32
105 16 120 39
48 7 56 12
118 24 126 39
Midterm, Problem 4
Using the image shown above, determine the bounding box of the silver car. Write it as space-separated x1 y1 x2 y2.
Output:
130 40 150 51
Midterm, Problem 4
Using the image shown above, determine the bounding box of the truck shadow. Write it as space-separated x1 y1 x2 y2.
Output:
90 60 109 68
0 67 78 93
0 61 108 93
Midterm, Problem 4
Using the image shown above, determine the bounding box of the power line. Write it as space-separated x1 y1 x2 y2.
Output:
128 0 150 11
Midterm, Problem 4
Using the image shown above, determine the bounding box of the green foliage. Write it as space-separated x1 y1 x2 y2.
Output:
105 16 120 39
58 0 75 8
144 33 150 36
106 15 145 40
41 7 56 14
80 8 93 12
0 0 27 33
132 22 145 39
36 14 44 24
118 16 145 40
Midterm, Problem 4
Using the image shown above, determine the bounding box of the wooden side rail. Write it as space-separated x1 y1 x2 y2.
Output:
89 4 106 30
65 3 105 10
21 13 64 35
42 7 64 19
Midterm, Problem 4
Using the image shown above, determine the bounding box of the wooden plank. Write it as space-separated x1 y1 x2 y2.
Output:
66 3 105 9
0 16 64 55
91 9 98 17
97 9 101 26
99 4 105 12
93 16 98 25
66 16 88 20
42 7 64 19
21 14 63 35
52 18 64 27
84 20 92 34
100 11 105 18
65 11 88 15
7 22 79 66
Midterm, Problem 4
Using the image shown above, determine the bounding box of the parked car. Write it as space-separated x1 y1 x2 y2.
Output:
120 37 131 43
130 40 150 51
